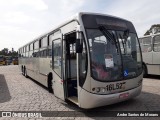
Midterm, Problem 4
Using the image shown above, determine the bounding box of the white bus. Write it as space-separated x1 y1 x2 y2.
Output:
18 12 143 109
139 33 160 77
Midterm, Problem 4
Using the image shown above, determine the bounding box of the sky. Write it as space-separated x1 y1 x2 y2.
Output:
0 0 160 51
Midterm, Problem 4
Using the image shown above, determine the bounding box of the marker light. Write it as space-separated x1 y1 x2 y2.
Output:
95 88 100 93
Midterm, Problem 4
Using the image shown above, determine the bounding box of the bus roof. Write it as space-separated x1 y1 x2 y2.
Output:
19 12 131 50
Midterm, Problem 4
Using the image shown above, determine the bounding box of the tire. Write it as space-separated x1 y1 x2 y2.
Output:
48 75 53 93
22 67 25 76
24 68 28 78
143 64 147 78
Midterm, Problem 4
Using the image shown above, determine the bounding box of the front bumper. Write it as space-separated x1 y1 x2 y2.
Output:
79 85 142 109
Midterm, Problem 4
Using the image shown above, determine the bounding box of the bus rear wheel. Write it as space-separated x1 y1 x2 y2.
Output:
48 74 53 93
21 66 24 75
24 67 28 78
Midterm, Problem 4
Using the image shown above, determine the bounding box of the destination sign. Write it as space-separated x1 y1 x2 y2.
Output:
96 18 127 29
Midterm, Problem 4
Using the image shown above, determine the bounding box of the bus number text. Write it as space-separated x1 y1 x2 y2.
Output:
106 82 126 91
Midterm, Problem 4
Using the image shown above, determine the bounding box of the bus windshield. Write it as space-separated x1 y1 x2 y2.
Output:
86 28 142 82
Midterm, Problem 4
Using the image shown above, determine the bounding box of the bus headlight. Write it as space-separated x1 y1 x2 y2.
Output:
92 87 106 93
101 88 106 93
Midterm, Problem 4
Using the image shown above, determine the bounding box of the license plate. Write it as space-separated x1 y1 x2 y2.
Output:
119 93 129 98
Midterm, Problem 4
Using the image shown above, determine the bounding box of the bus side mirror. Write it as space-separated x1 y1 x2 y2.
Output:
76 32 83 53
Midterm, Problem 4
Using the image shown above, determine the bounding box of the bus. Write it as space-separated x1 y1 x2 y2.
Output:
0 55 6 65
5 56 12 65
139 33 160 77
18 12 143 109
12 56 18 65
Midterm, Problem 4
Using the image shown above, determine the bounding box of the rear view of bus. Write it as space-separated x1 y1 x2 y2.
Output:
78 13 143 108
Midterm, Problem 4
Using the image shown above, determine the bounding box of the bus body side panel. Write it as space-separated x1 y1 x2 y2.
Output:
147 64 160 75
38 57 52 87
19 55 52 88
33 58 40 82
142 52 152 65
153 53 160 64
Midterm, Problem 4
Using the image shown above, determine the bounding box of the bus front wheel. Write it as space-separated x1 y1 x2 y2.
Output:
143 64 147 77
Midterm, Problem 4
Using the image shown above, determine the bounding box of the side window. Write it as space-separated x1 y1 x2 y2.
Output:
42 37 48 47
40 49 48 57
34 41 39 49
52 39 62 77
70 43 76 59
48 48 52 57
141 37 152 52
153 35 160 52
30 43 33 51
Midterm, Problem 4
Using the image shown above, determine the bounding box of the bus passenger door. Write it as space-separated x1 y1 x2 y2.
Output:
52 38 65 100
64 32 79 104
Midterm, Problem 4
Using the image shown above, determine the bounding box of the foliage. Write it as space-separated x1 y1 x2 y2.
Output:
144 24 160 36
0 48 18 57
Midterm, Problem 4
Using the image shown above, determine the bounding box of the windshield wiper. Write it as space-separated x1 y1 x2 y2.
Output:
119 33 126 54
98 26 118 50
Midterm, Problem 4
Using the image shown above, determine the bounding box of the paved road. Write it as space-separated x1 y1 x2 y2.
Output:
0 65 160 120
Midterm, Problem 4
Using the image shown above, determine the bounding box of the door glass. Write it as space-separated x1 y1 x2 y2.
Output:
52 39 62 77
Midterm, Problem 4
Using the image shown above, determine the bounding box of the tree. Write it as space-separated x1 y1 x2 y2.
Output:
0 48 8 56
144 24 160 36
0 48 18 57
